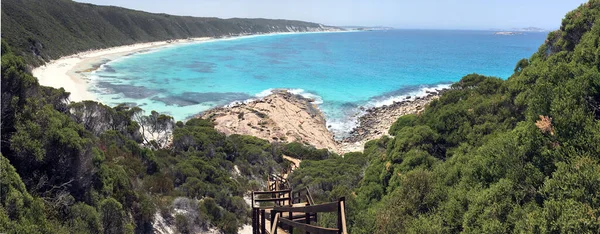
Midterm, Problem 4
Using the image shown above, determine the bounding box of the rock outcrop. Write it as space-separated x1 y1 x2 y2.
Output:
201 90 340 153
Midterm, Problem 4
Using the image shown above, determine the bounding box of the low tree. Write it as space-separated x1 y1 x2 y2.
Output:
99 198 126 234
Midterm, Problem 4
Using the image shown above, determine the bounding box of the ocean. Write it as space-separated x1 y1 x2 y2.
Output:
89 30 548 137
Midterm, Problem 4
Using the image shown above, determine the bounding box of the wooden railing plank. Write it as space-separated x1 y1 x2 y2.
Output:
253 168 347 234
340 199 348 234
255 197 291 202
252 208 257 234
273 201 338 213
261 209 266 234
270 212 280 234
278 217 339 234
253 189 292 195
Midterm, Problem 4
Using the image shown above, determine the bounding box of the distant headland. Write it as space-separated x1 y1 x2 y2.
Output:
339 26 395 31
493 26 547 35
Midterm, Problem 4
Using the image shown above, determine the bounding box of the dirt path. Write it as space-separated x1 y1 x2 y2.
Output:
282 155 301 179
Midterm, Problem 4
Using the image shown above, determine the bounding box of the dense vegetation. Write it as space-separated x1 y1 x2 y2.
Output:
2 0 600 233
291 1 600 233
0 1 338 233
0 37 335 233
1 0 335 66
0 37 313 233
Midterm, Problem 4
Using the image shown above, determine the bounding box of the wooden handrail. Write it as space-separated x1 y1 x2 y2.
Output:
253 163 347 234
273 201 338 213
253 189 292 195
291 186 316 206
270 197 348 234
278 217 339 234
269 173 290 191
255 197 291 202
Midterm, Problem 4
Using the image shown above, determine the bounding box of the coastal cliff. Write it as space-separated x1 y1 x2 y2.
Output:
1 0 342 66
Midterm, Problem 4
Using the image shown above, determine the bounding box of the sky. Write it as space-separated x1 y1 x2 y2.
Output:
75 0 588 30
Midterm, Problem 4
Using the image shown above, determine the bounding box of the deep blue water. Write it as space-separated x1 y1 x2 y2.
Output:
90 30 547 136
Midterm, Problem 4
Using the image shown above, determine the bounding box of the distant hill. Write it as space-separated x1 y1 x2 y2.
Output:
1 0 340 66
339 26 395 31
489 27 548 32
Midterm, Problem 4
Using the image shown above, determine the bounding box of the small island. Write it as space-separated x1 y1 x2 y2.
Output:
494 27 546 35
494 31 524 35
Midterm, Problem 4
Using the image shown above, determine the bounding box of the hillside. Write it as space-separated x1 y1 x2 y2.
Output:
291 1 600 233
0 1 341 233
1 38 336 232
1 0 339 66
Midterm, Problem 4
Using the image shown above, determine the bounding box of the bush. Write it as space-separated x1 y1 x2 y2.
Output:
99 198 126 234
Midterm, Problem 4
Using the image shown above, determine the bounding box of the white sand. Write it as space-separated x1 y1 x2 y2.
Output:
32 37 212 102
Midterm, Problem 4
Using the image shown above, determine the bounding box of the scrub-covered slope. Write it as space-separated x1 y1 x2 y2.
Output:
1 0 339 66
290 1 600 233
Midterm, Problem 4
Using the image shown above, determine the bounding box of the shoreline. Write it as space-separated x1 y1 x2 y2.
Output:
30 29 445 153
326 83 452 140
32 37 212 102
338 89 447 152
31 30 348 102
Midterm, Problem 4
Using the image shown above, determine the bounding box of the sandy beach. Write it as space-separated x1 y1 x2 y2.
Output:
30 30 347 103
31 37 213 102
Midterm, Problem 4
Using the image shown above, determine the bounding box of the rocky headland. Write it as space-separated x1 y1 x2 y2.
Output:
201 89 448 154
201 90 340 153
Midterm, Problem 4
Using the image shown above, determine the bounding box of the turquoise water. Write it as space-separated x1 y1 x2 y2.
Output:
90 30 547 136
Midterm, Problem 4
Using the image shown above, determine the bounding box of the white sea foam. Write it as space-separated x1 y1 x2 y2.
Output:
366 83 451 108
287 89 324 105
224 88 325 108
287 88 305 95
326 83 452 139
327 117 361 140
223 89 272 107
255 88 275 98
249 88 324 104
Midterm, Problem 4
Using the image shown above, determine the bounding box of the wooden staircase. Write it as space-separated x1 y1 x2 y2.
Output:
251 157 348 234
